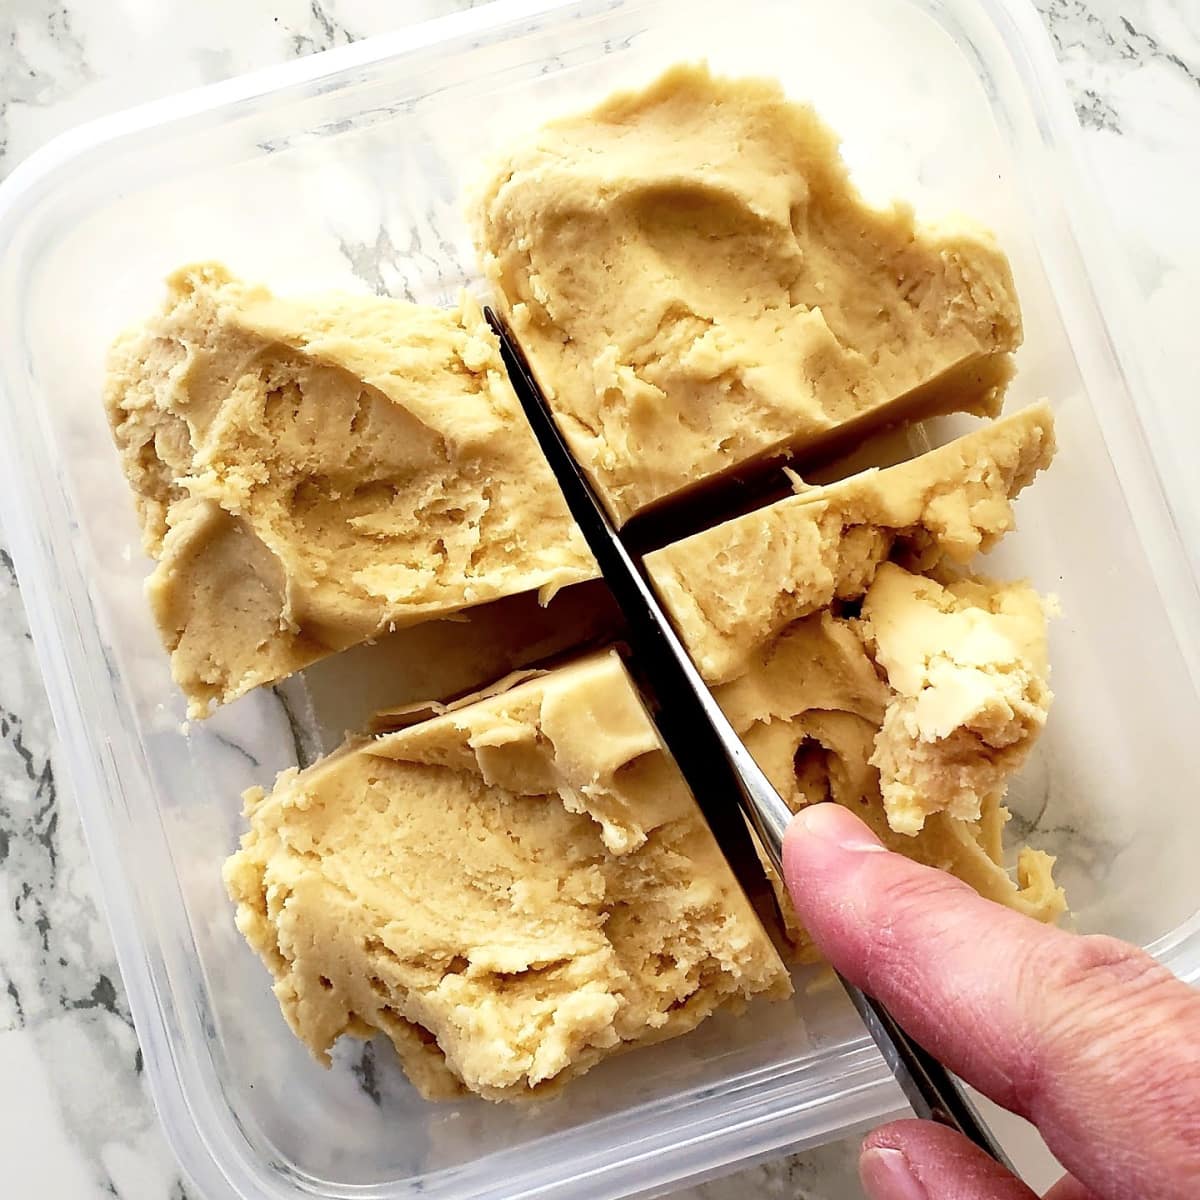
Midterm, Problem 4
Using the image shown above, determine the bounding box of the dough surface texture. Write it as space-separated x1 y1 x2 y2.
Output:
105 265 593 715
474 63 1022 523
224 651 792 1102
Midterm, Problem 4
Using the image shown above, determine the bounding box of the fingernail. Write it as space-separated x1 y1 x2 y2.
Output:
796 802 888 852
859 1147 928 1200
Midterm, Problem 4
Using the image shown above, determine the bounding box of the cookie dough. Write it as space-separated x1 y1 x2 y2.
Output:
711 611 1065 956
105 265 593 716
647 404 1055 685
859 563 1053 835
223 650 791 1102
474 63 1022 524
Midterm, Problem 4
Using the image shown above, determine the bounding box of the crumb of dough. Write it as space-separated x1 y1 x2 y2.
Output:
710 611 1065 958
105 264 593 717
647 404 1055 686
473 62 1022 524
223 650 791 1102
858 563 1053 835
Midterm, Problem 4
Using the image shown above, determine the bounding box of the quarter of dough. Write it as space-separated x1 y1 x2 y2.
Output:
647 404 1055 686
474 63 1022 524
223 650 791 1103
105 264 594 716
858 562 1053 835
711 611 1065 957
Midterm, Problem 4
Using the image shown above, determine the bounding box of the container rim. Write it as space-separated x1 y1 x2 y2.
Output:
0 1 1196 1198
0 0 580 215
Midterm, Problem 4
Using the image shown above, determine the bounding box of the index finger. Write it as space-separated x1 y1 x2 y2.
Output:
782 803 1200 1200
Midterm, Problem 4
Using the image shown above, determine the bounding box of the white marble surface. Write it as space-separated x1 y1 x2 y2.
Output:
0 1 1197 1197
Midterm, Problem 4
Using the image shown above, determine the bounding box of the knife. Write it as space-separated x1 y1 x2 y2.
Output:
484 306 1017 1174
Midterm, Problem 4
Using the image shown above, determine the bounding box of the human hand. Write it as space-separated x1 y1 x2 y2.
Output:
781 803 1200 1200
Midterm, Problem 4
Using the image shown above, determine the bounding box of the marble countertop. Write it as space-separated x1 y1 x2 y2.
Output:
0 1 1196 1197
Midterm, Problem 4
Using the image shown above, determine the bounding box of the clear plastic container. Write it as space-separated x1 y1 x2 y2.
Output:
1 0 1197 1197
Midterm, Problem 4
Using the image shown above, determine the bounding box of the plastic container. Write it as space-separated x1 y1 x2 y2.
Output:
1 0 1197 1196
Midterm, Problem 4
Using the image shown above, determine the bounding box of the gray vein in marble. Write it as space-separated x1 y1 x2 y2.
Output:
1117 13 1200 85
352 1041 384 1108
336 226 415 298
206 729 260 770
334 212 467 305
273 675 325 770
0 1 93 168
1040 0 1199 85
0 554 190 1197
285 0 361 57
1073 85 1122 130
1038 0 1199 134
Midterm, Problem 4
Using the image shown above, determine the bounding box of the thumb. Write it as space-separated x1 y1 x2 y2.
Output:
860 1121 1049 1200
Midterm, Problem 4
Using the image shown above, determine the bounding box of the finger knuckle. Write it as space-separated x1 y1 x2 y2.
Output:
1024 933 1181 1089
1043 933 1166 997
